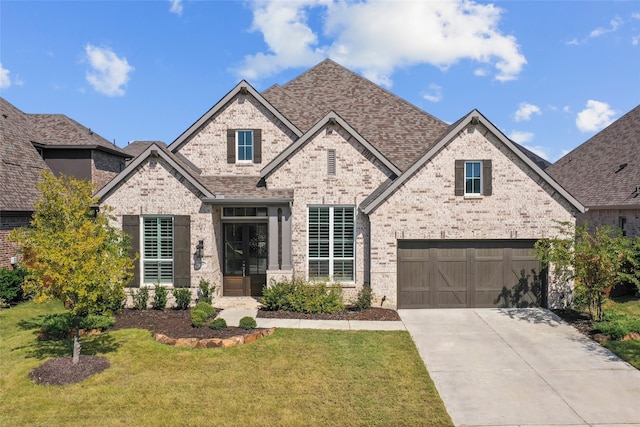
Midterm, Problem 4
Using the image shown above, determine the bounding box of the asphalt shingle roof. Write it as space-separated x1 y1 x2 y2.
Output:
262 59 449 172
546 105 640 208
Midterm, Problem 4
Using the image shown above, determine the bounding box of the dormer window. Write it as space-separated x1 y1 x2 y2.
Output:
227 129 262 164
455 159 492 197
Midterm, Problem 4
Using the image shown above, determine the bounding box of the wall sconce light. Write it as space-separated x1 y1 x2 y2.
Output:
196 240 204 259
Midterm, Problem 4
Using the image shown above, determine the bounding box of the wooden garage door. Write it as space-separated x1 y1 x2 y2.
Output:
398 240 546 309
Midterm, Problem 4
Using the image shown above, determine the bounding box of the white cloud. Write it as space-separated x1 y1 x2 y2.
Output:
0 63 11 89
84 44 134 97
508 130 534 144
590 17 622 38
169 0 183 16
576 100 616 132
238 0 526 86
514 102 541 122
422 84 442 103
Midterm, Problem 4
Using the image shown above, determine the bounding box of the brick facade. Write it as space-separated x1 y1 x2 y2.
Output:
92 150 126 190
577 208 640 238
0 213 31 268
368 123 577 308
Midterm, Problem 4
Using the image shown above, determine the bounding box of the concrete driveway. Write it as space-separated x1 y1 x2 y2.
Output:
399 308 640 427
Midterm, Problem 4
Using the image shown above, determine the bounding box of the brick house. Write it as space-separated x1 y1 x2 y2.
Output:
547 105 640 238
0 98 131 268
96 60 583 309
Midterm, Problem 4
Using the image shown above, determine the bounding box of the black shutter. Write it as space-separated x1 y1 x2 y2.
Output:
253 129 262 163
122 215 140 288
483 160 492 196
227 129 236 164
173 215 191 288
454 160 464 196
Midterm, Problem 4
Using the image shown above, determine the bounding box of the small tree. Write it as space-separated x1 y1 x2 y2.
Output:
9 172 134 364
535 222 638 321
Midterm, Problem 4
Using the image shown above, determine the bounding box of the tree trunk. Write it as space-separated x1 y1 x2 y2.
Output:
72 316 81 364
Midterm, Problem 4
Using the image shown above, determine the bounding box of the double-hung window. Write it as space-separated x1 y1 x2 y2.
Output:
143 217 173 284
308 206 355 281
465 161 482 195
237 130 253 162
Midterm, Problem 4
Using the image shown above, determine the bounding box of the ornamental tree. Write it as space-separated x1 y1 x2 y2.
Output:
9 171 134 364
534 222 639 321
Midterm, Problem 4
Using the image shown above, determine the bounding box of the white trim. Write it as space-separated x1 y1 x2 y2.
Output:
464 160 482 195
236 130 254 163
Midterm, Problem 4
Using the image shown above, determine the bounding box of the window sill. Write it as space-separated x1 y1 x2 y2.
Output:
235 162 255 166
463 194 483 200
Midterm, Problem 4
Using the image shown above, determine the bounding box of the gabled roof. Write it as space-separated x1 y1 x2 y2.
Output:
262 59 449 172
29 114 130 157
168 81 303 152
361 109 585 215
261 111 402 179
95 142 215 201
0 98 49 211
546 105 640 209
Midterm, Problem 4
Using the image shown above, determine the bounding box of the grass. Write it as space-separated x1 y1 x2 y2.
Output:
600 296 640 369
0 301 452 427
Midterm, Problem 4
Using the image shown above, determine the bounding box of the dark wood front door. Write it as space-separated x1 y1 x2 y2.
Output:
223 223 267 296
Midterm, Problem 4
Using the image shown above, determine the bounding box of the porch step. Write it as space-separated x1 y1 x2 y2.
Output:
214 296 263 310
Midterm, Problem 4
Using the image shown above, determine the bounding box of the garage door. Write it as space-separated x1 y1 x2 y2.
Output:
398 240 545 309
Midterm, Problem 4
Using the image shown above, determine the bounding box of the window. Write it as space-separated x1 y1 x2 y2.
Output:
143 217 173 284
237 130 253 162
465 161 482 194
222 207 267 217
308 206 355 281
619 217 627 237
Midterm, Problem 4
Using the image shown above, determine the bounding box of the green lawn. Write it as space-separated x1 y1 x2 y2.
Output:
601 296 640 369
0 301 452 427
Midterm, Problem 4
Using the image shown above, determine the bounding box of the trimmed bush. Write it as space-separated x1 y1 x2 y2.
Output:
0 267 28 306
209 318 227 330
261 279 297 311
133 287 149 310
352 286 373 311
198 279 216 304
173 288 192 310
152 285 168 310
287 282 344 314
239 316 257 330
194 301 215 318
190 301 215 327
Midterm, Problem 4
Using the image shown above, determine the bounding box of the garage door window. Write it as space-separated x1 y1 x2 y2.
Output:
308 206 354 281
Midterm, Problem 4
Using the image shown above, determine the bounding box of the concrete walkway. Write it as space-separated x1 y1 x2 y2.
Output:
399 308 640 427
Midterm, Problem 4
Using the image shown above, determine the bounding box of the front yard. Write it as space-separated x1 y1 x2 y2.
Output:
600 296 640 369
0 301 452 427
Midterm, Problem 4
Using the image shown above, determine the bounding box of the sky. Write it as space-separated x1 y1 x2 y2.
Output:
1 0 639 162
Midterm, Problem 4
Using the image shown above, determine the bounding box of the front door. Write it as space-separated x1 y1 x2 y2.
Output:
223 223 267 296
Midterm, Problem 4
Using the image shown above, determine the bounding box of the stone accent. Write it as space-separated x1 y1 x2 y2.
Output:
368 123 578 308
153 328 276 348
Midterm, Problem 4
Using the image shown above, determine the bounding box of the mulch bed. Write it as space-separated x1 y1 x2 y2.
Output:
257 307 401 321
29 355 110 386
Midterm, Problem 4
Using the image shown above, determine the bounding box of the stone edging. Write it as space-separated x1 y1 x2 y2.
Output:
153 327 276 348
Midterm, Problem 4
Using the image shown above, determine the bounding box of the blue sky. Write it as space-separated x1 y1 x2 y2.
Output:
1 0 638 162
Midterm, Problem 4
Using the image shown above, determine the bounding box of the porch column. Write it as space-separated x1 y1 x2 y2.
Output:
281 205 292 270
267 206 279 270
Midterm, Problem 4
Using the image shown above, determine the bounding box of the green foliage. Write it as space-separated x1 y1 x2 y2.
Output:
190 301 215 327
595 314 640 340
198 279 217 304
209 317 227 330
39 312 115 339
535 222 638 321
0 267 29 306
7 171 134 363
261 279 298 311
173 288 192 310
133 287 150 310
239 316 257 330
263 278 344 314
352 286 373 311
152 285 168 310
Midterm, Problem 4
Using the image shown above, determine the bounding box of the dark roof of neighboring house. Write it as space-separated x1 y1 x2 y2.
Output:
546 105 640 208
262 59 449 172
29 114 130 157
0 98 49 211
124 140 168 158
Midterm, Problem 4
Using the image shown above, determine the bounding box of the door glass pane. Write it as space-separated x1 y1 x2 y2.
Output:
224 224 244 275
247 223 268 275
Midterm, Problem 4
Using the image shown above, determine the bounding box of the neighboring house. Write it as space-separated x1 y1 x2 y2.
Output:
0 98 131 268
547 105 640 238
96 60 584 309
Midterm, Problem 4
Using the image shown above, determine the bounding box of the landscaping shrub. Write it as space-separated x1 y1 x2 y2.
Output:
198 279 216 304
239 316 257 330
40 313 115 338
595 312 640 340
209 317 227 330
133 287 149 310
173 288 192 310
190 301 215 327
0 267 28 306
152 285 169 310
261 279 297 311
194 301 215 318
352 286 373 311
288 281 344 314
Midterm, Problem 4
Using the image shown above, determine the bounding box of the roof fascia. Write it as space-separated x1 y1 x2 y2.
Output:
95 143 215 201
261 111 402 178
32 142 132 158
362 110 586 215
168 81 303 152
